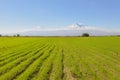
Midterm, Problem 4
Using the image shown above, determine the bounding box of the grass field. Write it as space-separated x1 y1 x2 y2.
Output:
0 37 120 80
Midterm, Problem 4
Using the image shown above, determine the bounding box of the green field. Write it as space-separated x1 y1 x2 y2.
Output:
0 37 120 80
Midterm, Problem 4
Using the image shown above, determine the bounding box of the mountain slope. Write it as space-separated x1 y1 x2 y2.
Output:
11 23 120 36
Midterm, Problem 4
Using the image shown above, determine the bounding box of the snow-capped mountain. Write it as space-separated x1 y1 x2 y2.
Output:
68 23 85 30
7 23 120 36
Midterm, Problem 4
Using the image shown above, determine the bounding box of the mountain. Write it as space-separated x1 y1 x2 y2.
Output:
9 23 120 36
68 23 85 30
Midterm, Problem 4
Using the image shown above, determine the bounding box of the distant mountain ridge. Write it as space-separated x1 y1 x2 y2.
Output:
6 23 120 36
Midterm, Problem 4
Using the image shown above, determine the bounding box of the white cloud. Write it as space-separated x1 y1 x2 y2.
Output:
0 29 21 34
23 26 68 32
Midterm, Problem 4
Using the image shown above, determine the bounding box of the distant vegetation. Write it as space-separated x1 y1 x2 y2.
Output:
16 34 20 37
81 33 90 37
13 34 20 37
0 34 2 37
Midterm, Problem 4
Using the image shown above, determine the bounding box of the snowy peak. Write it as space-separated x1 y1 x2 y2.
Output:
68 23 85 30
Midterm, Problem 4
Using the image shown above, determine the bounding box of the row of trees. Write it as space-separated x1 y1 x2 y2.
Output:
0 34 20 37
0 33 90 37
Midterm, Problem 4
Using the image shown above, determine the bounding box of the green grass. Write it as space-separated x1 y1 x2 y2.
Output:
0 37 120 80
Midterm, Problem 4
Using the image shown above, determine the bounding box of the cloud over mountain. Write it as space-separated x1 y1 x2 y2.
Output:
16 23 120 36
2 23 120 36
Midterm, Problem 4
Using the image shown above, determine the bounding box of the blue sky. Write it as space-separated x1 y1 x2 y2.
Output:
0 0 120 33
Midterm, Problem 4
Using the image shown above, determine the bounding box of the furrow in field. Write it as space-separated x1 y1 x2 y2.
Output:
63 48 81 80
85 48 120 79
75 47 120 80
0 43 47 67
0 41 34 56
87 47 120 75
14 44 55 80
73 47 108 80
61 49 65 80
49 47 64 80
0 41 42 61
32 45 56 80
91 47 120 63
0 43 50 76
0 43 54 80
0 41 40 58
63 46 99 80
